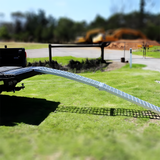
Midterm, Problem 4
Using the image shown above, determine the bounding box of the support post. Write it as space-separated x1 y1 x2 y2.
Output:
121 42 125 62
124 42 125 57
100 46 104 62
49 44 52 63
142 41 144 58
130 48 132 68
100 42 108 62
144 45 146 58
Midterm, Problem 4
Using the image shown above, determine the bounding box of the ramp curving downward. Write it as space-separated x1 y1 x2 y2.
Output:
3 66 160 114
34 67 160 114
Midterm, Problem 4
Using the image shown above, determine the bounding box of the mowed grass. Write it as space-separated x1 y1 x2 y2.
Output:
0 42 48 49
133 46 160 58
1 64 160 159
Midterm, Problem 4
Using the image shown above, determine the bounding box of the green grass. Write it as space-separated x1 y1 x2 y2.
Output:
133 46 160 58
27 56 90 65
1 64 160 159
0 42 48 49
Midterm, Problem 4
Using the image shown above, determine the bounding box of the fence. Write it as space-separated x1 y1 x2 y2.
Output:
48 41 156 63
48 42 110 63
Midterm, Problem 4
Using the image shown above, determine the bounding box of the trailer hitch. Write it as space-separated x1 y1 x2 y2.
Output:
13 83 25 92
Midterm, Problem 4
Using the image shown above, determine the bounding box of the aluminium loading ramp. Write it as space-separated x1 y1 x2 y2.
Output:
2 66 160 114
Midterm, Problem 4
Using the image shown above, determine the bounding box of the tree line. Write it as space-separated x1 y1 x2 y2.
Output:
0 9 159 43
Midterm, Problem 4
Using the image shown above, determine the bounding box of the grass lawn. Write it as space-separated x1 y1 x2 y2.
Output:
0 42 48 50
1 64 160 159
133 46 160 58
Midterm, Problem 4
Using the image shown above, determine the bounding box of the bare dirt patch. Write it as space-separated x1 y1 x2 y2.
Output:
106 39 160 50
105 61 126 72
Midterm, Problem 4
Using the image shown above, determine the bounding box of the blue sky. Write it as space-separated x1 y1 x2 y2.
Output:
0 0 160 23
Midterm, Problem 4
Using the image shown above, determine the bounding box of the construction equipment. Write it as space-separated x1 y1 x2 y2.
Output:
75 28 105 44
93 28 147 43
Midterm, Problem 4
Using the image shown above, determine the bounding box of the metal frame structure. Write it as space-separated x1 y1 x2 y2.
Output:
48 42 110 63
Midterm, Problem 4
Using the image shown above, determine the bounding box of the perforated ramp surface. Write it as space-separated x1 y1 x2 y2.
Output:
0 66 21 75
3 66 160 114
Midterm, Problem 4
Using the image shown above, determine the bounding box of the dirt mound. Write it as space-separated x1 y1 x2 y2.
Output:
106 39 160 50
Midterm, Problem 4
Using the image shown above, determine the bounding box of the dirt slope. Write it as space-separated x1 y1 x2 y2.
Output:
106 39 160 50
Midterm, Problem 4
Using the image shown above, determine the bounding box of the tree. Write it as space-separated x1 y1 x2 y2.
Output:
0 26 10 40
0 7 158 42
54 18 75 42
0 13 4 23
11 12 25 34
24 10 56 42
139 0 145 28
89 15 106 29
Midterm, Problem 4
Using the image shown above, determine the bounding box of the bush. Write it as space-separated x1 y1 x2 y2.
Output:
27 58 109 73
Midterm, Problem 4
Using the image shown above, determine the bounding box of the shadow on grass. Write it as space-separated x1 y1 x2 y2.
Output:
0 95 60 126
56 106 160 119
